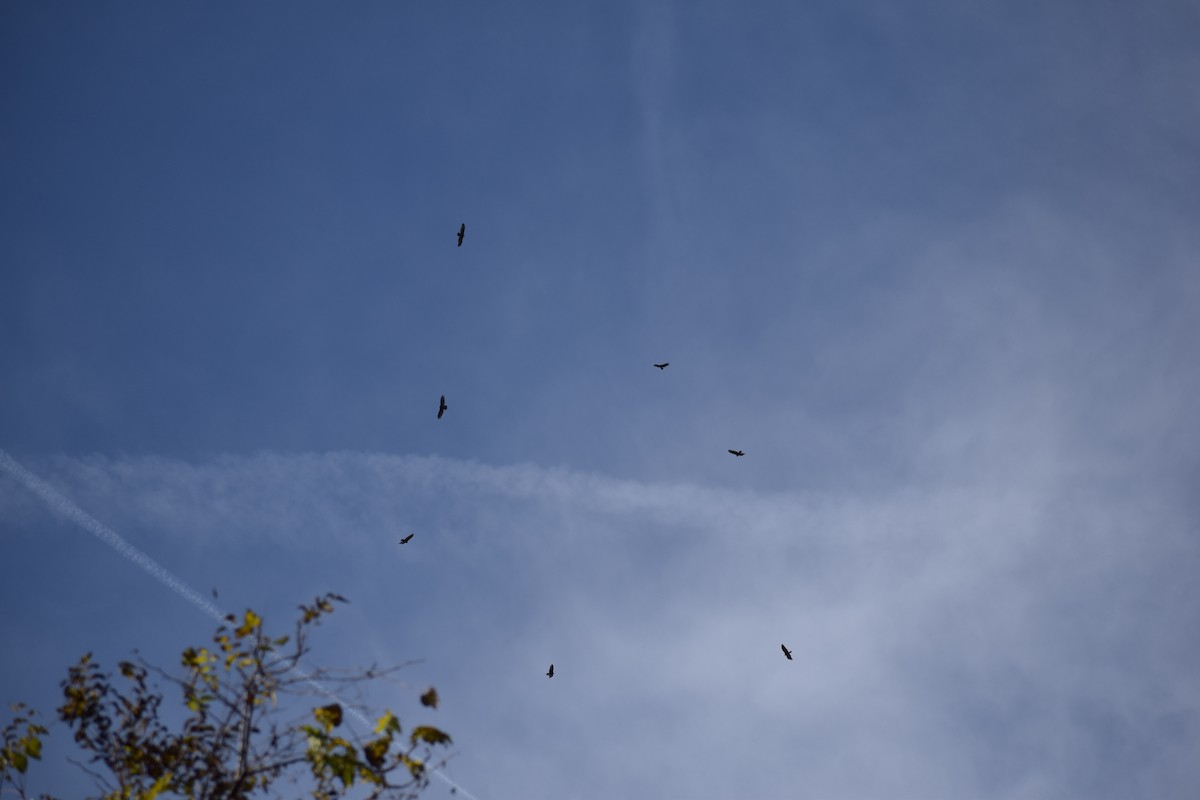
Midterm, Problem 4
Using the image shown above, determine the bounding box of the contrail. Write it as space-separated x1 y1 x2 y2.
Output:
0 450 225 622
0 449 483 800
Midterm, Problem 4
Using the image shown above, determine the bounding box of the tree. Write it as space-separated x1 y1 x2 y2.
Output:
0 593 452 800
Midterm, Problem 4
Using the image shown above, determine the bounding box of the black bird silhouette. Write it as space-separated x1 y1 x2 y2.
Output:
438 395 448 419
653 362 669 370
728 449 745 457
546 664 554 678
399 534 414 544
781 644 793 661
457 223 466 247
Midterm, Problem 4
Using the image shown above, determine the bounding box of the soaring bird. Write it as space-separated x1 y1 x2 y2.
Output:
438 395 448 419
781 644 793 661
546 664 554 678
457 223 466 247
399 534 414 544
653 362 669 370
728 449 745 457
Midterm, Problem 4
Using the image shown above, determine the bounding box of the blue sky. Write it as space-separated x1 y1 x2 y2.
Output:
2 2 1199 798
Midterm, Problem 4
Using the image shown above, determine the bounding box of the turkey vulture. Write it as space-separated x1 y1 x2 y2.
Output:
728 449 745 457
399 534 414 544
653 363 669 370
457 223 466 247
546 664 554 678
781 644 793 661
438 395 448 419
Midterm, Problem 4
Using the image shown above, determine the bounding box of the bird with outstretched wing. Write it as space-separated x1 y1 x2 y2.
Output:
728 449 745 457
457 223 466 247
438 395 448 419
399 534 414 544
781 644 793 660
546 664 554 678
653 362 669 370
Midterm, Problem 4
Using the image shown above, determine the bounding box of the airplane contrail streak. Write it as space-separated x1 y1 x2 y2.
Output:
0 450 225 622
0 449 483 800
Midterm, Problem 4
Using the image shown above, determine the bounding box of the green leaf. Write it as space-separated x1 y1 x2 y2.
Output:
22 736 41 759
337 757 355 786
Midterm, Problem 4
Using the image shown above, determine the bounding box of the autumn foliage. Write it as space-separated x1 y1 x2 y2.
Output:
1 594 451 800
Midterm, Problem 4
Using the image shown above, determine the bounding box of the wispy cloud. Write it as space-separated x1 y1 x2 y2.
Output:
4 445 1196 798
0 448 486 800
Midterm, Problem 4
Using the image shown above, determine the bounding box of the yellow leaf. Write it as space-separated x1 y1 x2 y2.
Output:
401 754 425 779
363 737 389 768
373 711 398 735
235 609 261 638
409 725 452 747
141 772 172 800
313 704 343 732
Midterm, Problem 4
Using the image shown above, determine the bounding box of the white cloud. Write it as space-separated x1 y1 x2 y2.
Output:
4 443 1196 799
